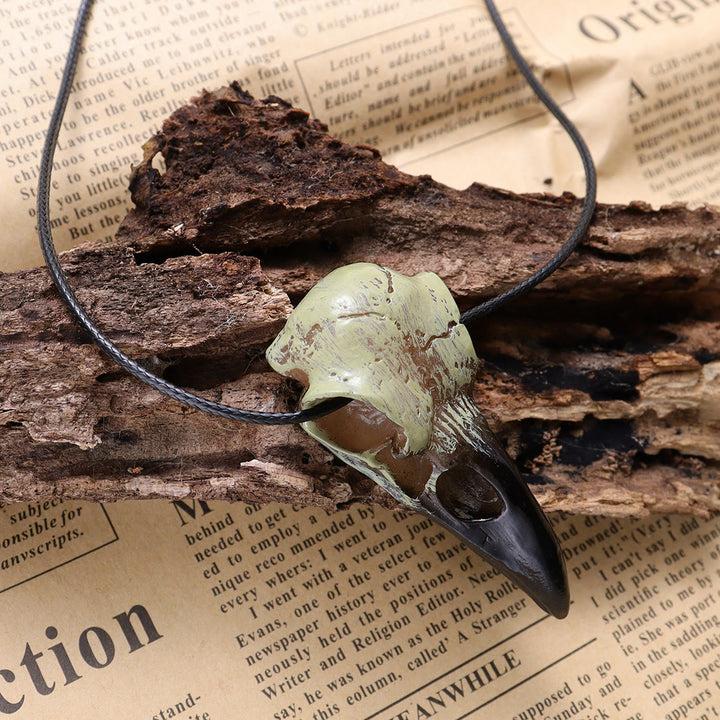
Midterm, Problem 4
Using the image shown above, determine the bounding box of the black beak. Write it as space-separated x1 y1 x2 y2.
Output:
418 431 569 619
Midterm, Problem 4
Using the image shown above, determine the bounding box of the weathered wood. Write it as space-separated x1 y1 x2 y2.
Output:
1 84 718 516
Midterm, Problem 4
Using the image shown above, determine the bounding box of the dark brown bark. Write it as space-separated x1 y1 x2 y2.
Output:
2 85 718 516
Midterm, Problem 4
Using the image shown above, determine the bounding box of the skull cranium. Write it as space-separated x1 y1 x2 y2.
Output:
267 263 569 618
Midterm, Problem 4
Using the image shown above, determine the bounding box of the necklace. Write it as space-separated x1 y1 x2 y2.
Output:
37 0 597 619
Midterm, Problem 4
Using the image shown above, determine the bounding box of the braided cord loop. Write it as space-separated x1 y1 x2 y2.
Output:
38 0 595 423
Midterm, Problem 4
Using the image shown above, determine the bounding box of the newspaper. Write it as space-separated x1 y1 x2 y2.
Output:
5 0 720 272
2 0 720 717
1 500 719 718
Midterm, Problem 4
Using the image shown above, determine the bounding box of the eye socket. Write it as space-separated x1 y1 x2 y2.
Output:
435 464 506 521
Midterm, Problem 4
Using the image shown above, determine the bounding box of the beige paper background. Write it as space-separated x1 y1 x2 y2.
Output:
4 0 720 271
0 500 719 718
1 0 720 717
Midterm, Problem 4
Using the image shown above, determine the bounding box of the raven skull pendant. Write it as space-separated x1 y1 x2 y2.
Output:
266 263 569 618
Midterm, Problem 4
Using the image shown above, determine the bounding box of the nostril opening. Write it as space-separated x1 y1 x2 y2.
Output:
435 464 506 521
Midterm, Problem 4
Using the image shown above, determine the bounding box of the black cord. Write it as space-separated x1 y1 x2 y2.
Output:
461 0 597 324
36 0 349 425
38 0 596 424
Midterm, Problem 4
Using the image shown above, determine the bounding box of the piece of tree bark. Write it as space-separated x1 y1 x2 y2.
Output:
1 84 718 517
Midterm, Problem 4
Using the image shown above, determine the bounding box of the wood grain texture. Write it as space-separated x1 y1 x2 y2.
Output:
1 85 718 517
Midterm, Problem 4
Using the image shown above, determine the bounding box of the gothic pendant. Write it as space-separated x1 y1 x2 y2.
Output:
266 263 569 618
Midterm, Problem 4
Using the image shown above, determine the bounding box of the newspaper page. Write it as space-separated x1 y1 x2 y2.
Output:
2 0 720 718
1 499 719 719
4 0 720 271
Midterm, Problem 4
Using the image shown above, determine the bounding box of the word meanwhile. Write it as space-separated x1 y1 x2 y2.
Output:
386 649 521 720
0 604 162 714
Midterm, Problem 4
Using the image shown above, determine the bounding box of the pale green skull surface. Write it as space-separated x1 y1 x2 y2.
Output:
266 262 482 509
266 262 570 618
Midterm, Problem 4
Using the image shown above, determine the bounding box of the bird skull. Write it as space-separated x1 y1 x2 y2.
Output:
266 263 569 618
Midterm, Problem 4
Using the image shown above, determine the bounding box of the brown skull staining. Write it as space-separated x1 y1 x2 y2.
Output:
267 263 570 618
